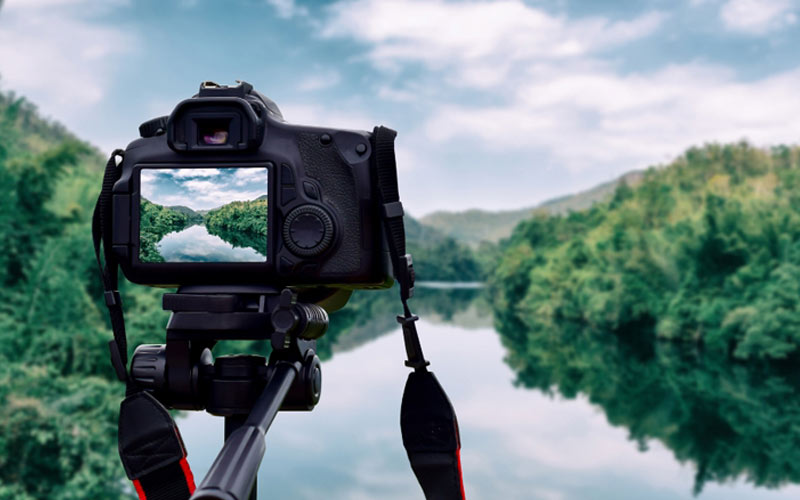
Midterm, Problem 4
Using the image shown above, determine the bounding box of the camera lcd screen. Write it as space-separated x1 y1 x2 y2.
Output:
139 167 268 263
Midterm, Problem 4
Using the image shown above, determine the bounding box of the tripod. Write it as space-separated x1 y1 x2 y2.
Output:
129 285 329 500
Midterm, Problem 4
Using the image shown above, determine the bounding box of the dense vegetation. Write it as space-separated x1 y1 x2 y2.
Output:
204 199 267 255
490 142 800 492
139 198 192 262
495 316 800 493
404 215 488 281
0 91 158 499
204 199 267 237
492 142 800 361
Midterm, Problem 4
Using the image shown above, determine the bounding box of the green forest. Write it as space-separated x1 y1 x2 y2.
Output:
0 91 155 499
492 142 800 361
139 198 268 262
204 199 268 256
490 143 800 492
139 198 193 262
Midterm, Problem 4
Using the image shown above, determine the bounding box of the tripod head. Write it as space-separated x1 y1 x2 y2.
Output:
126 286 329 500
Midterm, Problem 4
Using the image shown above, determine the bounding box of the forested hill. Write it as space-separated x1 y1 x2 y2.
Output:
492 142 800 361
167 205 202 219
0 91 134 498
421 170 644 247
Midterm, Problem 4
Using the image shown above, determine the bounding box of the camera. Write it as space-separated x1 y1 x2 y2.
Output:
109 80 392 290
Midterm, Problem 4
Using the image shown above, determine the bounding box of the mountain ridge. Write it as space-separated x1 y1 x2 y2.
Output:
420 170 645 247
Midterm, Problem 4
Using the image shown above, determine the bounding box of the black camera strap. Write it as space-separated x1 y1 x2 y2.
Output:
372 126 466 500
93 151 196 500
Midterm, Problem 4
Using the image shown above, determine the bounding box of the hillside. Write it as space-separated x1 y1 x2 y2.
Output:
492 141 800 361
0 91 140 498
166 204 202 219
420 170 644 247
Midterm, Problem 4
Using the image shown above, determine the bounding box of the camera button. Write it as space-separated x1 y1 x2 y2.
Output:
303 181 319 200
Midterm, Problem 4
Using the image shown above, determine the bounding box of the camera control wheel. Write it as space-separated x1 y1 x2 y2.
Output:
282 205 334 257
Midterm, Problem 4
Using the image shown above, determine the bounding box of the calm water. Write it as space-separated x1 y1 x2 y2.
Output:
156 224 264 262
176 289 800 500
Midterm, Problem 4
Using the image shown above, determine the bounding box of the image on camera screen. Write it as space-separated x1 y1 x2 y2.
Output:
139 167 268 263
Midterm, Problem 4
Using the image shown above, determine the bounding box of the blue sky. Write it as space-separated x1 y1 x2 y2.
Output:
1 0 799 215
140 167 268 210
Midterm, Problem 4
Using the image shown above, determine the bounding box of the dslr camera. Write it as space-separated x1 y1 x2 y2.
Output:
110 80 392 292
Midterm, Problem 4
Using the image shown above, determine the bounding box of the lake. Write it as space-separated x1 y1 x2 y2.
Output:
156 224 265 262
176 287 800 500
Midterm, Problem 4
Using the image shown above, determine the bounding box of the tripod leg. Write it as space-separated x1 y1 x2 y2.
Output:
192 362 298 500
224 416 257 500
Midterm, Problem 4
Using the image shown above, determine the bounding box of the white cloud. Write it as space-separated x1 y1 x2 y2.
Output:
720 0 798 34
170 168 223 179
4 0 127 8
0 0 135 129
142 168 268 210
322 0 667 88
280 102 377 131
265 0 308 19
297 69 341 92
318 0 800 214
424 64 800 173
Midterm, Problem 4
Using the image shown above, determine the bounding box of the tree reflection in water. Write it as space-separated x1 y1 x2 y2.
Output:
206 225 267 257
212 283 800 495
495 317 800 494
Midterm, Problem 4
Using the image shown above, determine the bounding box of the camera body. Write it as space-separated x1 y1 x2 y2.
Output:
110 81 392 289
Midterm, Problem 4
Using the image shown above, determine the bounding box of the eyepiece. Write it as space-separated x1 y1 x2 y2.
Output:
197 118 231 145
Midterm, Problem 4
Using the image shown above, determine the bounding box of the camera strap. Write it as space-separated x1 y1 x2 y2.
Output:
93 151 197 500
372 126 467 500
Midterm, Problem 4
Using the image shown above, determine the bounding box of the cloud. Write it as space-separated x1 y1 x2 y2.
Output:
170 168 223 179
265 0 308 19
720 0 798 34
424 64 800 173
317 0 800 213
142 168 268 210
297 69 342 92
322 0 667 88
279 101 377 131
0 0 135 125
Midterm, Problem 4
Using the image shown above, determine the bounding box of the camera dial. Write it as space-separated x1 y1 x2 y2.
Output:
282 205 334 257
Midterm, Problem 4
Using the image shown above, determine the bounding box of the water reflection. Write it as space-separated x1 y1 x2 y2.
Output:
177 287 800 499
495 318 800 494
157 224 265 262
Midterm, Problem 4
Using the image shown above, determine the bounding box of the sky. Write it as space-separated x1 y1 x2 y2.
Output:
140 167 268 210
1 0 800 215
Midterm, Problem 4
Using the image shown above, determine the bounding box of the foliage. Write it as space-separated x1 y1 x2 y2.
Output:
0 91 165 499
204 199 267 255
404 215 486 281
494 314 800 494
204 199 267 237
491 142 800 360
138 198 192 262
